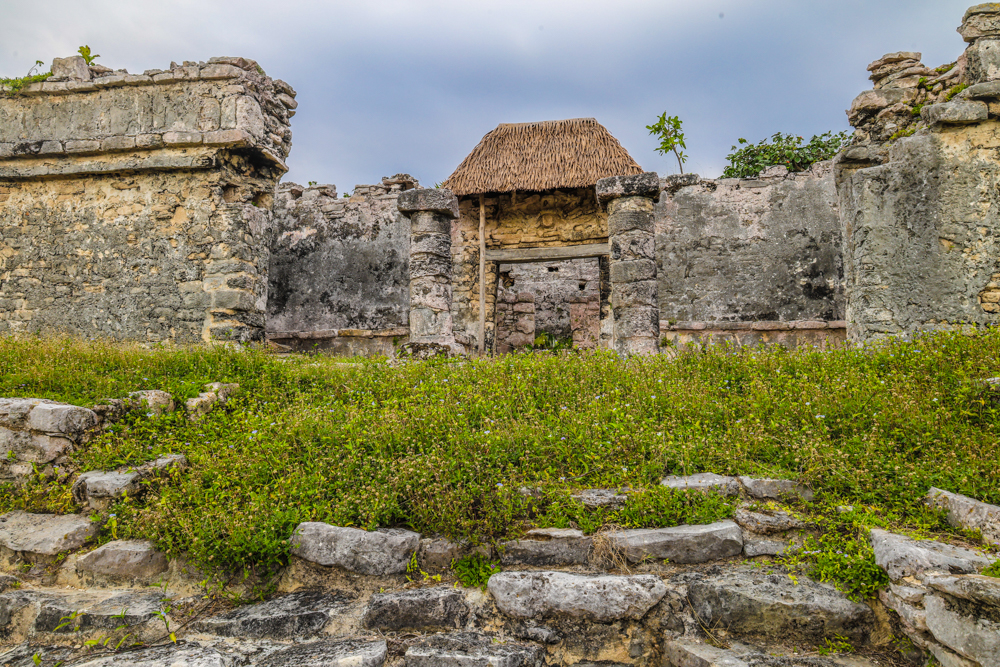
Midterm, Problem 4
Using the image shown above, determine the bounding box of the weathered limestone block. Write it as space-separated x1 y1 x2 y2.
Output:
927 487 1000 545
195 591 347 638
732 509 811 535
572 488 629 510
71 471 142 510
961 5 1000 42
869 529 993 580
0 56 295 343
924 593 1000 667
968 37 1000 84
0 399 97 476
73 644 232 666
660 473 740 496
738 476 815 502
609 521 743 564
361 586 469 631
687 569 873 642
487 571 666 621
398 188 460 347
836 125 1000 342
0 512 98 558
260 639 388 667
290 522 420 575
743 538 791 557
499 527 592 566
405 633 545 667
185 382 239 421
922 100 989 124
127 390 175 416
75 540 168 581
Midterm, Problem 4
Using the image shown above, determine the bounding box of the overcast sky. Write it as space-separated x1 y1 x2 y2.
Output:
1 0 974 189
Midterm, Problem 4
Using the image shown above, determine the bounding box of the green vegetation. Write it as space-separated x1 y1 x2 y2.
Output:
1 60 51 97
1 331 999 595
647 113 688 174
722 131 850 179
77 45 100 66
889 126 918 142
935 63 956 75
945 83 970 102
452 553 501 590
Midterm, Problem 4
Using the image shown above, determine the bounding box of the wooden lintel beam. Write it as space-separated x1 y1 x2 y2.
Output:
486 243 609 264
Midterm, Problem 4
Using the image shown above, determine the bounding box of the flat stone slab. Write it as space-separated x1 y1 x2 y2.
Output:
397 188 459 218
500 528 592 566
922 100 988 124
663 638 880 667
35 590 167 632
743 538 791 557
405 633 545 667
259 638 388 667
927 487 1000 545
0 512 98 557
732 508 811 535
687 570 873 642
76 540 169 580
572 488 629 509
927 573 1000 608
73 644 231 666
0 645 75 667
660 473 739 496
195 591 349 639
738 477 814 502
924 593 1000 667
362 586 469 631
610 521 743 564
71 471 142 507
487 571 666 621
870 529 993 581
290 522 420 575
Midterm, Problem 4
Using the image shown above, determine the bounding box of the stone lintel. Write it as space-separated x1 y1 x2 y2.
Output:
0 148 220 180
596 172 661 205
486 243 609 263
397 188 459 218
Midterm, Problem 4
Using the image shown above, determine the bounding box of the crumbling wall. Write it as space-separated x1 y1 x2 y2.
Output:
0 56 295 343
655 163 846 347
454 188 606 351
266 175 416 353
837 5 1000 342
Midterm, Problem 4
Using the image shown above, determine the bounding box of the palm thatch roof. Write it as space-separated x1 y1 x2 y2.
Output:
443 118 643 196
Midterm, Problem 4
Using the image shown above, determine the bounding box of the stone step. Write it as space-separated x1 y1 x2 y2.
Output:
609 520 744 564
685 568 873 643
0 588 169 641
404 633 545 667
927 487 1000 546
0 512 98 561
487 571 666 622
362 585 469 632
194 590 352 639
664 638 880 667
499 527 592 566
869 528 994 581
258 638 388 666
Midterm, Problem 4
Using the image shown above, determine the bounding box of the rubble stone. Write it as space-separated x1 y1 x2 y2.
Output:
660 473 740 496
869 529 993 580
404 632 545 667
927 487 1000 545
75 540 169 581
71 471 142 509
259 639 388 667
487 571 666 621
290 523 420 575
0 512 98 557
499 528 592 566
921 100 989 124
738 477 814 502
362 586 468 631
610 521 743 564
195 591 348 639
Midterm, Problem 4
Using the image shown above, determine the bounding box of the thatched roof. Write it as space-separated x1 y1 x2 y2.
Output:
443 118 643 196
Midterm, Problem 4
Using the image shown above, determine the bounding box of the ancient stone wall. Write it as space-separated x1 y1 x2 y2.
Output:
837 6 1000 343
266 175 416 354
655 163 846 347
453 188 606 351
0 56 295 343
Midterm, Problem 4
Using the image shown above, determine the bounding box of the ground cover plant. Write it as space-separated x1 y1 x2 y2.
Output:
1 330 998 599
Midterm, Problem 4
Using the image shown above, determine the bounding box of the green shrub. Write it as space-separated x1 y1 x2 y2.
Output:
452 553 500 590
722 131 850 179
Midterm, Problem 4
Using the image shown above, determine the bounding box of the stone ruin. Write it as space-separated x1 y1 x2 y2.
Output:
4 4 1000 352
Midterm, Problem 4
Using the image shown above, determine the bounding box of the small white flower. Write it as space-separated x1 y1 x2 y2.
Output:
816 415 825 419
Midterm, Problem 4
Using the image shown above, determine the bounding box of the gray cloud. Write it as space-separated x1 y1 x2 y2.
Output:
2 0 973 188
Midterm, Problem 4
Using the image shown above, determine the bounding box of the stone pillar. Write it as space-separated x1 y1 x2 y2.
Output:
597 173 661 356
397 188 460 347
962 5 1000 84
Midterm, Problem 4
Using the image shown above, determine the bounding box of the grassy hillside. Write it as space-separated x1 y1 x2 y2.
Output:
1 332 998 597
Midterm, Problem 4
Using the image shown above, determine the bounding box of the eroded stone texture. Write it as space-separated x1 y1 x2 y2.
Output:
75 540 169 581
487 571 666 621
869 529 993 580
195 591 347 639
0 398 98 484
609 521 743 564
499 528 592 566
405 633 545 667
260 639 388 667
267 177 417 354
73 644 230 667
927 487 1000 545
361 586 469 631
290 523 420 575
738 477 814 502
656 163 844 344
687 570 873 642
0 512 98 558
660 473 740 496
0 57 295 343
71 471 142 509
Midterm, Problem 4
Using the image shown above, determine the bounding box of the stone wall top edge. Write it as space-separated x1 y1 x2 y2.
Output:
266 327 410 339
659 161 834 195
662 320 847 331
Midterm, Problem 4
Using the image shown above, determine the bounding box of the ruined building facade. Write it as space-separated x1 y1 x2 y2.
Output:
4 3 1000 352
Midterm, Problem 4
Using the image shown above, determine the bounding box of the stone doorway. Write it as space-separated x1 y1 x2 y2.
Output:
494 258 602 353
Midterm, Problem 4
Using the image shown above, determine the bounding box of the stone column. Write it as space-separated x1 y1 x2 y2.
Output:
597 173 661 356
962 5 1000 84
397 188 460 348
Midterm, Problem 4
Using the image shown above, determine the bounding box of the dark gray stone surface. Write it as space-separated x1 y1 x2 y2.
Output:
687 569 873 642
656 162 843 324
259 639 388 667
596 172 661 204
195 591 348 639
611 521 744 564
405 632 545 667
499 528 592 566
397 188 460 218
362 586 469 631
267 180 413 337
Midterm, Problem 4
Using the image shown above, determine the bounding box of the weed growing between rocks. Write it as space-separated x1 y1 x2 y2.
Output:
0 331 999 593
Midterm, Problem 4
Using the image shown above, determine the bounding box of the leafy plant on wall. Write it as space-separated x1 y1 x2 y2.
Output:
646 113 688 174
722 131 849 178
